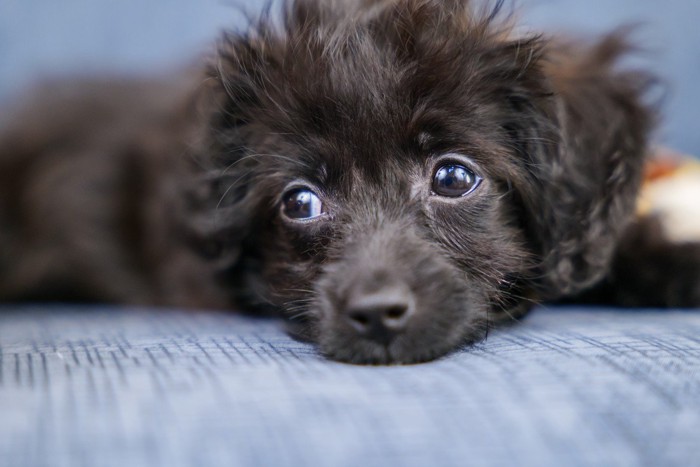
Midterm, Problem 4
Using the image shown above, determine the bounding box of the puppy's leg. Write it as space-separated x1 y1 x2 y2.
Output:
571 216 700 307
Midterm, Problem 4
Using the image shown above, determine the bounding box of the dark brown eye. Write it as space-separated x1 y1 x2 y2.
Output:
282 188 324 220
432 164 481 197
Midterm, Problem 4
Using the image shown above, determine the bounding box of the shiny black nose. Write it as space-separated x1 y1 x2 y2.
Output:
343 284 415 344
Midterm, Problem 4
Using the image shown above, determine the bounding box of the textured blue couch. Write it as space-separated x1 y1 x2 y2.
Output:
1 305 699 466
1 1 699 466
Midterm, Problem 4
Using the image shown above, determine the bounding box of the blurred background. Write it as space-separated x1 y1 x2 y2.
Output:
0 0 698 154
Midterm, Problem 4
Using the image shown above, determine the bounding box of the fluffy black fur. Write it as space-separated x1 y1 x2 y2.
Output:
199 0 657 362
1 0 698 364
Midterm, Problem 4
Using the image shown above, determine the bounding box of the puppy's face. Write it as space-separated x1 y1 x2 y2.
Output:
229 126 530 363
236 120 532 363
204 0 650 363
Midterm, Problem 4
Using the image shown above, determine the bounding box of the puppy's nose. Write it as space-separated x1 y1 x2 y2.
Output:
343 283 415 344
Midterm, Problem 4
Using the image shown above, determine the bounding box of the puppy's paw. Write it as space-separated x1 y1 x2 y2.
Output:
580 216 700 308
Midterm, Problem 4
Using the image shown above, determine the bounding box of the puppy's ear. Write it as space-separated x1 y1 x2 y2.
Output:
206 0 332 136
198 19 294 306
517 33 655 298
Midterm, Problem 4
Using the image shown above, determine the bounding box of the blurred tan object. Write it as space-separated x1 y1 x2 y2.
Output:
638 149 700 243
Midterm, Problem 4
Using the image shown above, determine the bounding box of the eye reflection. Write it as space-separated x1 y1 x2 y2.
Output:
282 188 324 220
432 164 481 197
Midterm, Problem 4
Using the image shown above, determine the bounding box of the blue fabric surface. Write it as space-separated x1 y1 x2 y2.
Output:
1 305 699 467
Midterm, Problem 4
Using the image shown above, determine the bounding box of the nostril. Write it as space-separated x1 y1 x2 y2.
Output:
384 305 407 321
348 311 372 331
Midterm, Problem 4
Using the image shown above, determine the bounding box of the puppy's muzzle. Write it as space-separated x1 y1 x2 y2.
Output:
342 278 415 345
315 219 472 363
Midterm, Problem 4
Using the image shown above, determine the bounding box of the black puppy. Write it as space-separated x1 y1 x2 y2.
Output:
1 0 699 364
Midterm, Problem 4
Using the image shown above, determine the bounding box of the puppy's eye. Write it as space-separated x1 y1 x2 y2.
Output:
432 164 481 197
282 188 324 220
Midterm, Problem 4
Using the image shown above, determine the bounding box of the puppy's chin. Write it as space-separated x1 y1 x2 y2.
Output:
314 306 488 365
315 324 485 365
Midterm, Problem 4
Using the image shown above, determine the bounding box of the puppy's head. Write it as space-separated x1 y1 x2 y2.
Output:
201 0 653 363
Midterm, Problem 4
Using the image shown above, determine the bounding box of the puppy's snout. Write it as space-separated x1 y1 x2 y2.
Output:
343 282 415 344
